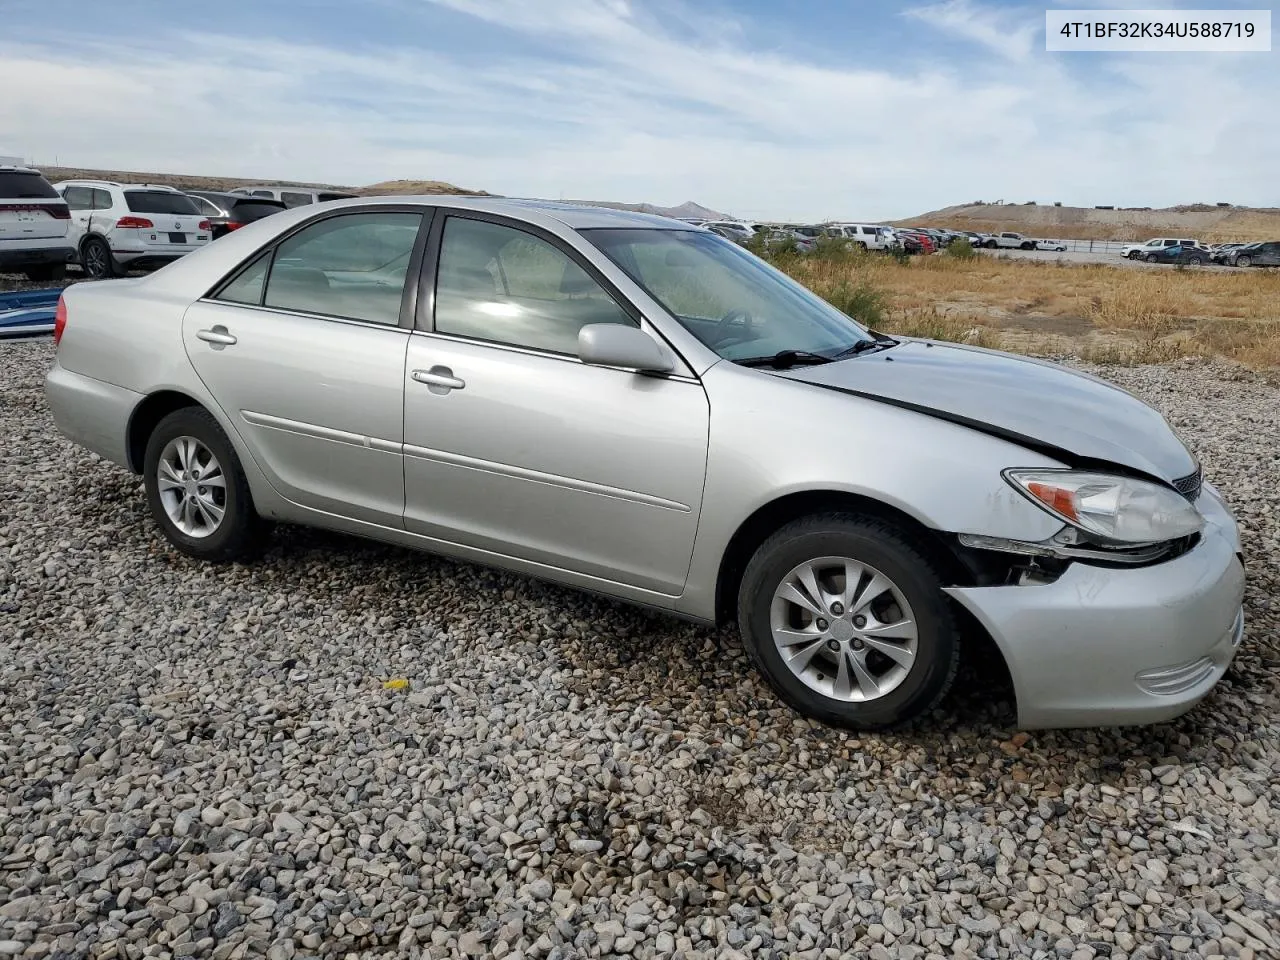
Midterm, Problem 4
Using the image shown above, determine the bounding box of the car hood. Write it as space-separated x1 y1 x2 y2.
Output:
777 340 1196 481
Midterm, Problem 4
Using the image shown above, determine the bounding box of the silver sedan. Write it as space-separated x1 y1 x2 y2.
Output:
45 197 1245 729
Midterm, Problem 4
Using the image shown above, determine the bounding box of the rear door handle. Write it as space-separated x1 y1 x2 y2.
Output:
196 327 237 346
411 367 465 393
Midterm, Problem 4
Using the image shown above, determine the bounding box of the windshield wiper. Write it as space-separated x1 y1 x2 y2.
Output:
735 350 835 369
833 333 898 359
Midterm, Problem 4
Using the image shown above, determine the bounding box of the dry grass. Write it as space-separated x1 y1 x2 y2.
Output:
774 250 1280 371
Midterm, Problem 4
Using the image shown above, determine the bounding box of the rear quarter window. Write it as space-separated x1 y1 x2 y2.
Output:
124 191 200 215
231 201 286 222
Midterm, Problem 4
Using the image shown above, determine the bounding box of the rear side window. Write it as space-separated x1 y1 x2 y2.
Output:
218 253 270 305
317 192 356 202
92 189 112 210
262 211 422 325
281 192 314 208
191 196 223 216
124 191 199 215
0 171 58 198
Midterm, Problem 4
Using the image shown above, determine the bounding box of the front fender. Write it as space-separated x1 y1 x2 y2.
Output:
677 362 1065 620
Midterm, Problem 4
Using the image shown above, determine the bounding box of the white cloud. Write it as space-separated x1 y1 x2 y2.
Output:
0 1 1275 221
902 0 1041 62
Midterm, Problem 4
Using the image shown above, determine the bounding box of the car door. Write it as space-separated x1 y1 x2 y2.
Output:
60 186 93 247
402 212 710 597
182 207 429 526
1259 242 1280 266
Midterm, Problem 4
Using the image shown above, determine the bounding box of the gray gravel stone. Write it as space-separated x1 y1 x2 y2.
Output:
1 339 1278 959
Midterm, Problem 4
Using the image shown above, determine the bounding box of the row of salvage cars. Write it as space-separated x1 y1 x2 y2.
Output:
0 163 347 285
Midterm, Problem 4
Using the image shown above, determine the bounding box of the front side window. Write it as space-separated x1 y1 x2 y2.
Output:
62 186 92 211
586 228 874 361
262 211 422 325
434 217 634 354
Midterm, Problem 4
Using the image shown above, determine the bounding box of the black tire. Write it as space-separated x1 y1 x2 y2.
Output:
81 235 118 279
1188 256 1203 266
24 263 67 283
143 407 264 563
1235 255 1251 268
737 513 960 729
984 240 997 249
1145 253 1158 263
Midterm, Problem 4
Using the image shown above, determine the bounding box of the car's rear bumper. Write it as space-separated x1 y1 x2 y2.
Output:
45 360 140 470
947 483 1245 729
0 243 75 270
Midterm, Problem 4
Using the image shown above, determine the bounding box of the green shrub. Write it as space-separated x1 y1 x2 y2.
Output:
824 280 888 329
947 238 976 260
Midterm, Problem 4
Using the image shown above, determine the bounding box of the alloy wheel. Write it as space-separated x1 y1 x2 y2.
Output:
84 241 108 278
770 556 918 702
156 436 227 537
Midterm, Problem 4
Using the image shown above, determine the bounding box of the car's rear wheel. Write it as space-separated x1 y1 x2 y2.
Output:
738 514 960 729
24 264 66 282
1188 255 1204 265
81 236 118 279
1235 255 1251 267
143 407 264 562
1145 253 1158 262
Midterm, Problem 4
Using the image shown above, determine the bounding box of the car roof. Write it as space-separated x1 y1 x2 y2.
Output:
310 195 694 230
56 179 184 193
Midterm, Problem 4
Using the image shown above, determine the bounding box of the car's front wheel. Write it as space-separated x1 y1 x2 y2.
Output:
143 407 264 562
1235 255 1251 267
738 514 960 729
1145 253 1159 262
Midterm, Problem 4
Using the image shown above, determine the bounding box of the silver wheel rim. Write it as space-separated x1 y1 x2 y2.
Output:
770 556 918 703
157 436 226 538
85 243 107 276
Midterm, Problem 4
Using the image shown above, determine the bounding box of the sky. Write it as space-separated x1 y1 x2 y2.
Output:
1 0 1276 221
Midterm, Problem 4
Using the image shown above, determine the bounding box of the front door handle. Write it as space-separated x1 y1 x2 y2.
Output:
196 326 237 347
412 366 465 394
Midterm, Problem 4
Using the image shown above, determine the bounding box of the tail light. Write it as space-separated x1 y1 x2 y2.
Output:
53 296 67 346
226 221 244 231
116 216 154 229
198 219 211 232
48 204 71 220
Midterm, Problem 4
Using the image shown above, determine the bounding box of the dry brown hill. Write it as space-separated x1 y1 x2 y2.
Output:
37 166 486 197
897 201 1280 242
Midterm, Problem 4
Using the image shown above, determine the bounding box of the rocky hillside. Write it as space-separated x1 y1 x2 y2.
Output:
898 201 1280 242
36 167 485 197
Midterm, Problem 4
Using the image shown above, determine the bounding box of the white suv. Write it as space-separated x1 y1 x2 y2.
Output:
0 165 75 281
1120 237 1202 260
831 223 898 251
53 180 211 278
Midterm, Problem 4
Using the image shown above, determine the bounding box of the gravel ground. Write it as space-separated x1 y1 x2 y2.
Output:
1 339 1277 960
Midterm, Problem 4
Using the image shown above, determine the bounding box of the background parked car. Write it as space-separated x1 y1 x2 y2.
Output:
227 185 358 208
831 223 897 251
894 229 934 254
1120 237 1201 259
0 164 73 281
1144 244 1210 266
186 191 288 239
1035 238 1067 251
761 229 817 253
55 180 211 278
983 232 1035 250
1222 241 1280 267
700 221 755 242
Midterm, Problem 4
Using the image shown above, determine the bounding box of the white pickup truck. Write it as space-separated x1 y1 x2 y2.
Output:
981 232 1037 250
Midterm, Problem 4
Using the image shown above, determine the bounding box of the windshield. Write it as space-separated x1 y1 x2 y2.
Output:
583 228 873 361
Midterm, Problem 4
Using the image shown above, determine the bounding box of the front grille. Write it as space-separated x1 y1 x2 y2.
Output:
1173 465 1202 501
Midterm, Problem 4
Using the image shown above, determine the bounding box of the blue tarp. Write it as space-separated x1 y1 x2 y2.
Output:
0 286 64 338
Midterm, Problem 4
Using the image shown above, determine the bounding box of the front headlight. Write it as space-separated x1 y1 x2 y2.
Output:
1004 469 1203 545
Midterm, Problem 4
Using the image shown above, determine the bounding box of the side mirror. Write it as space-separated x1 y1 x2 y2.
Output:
578 324 674 373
